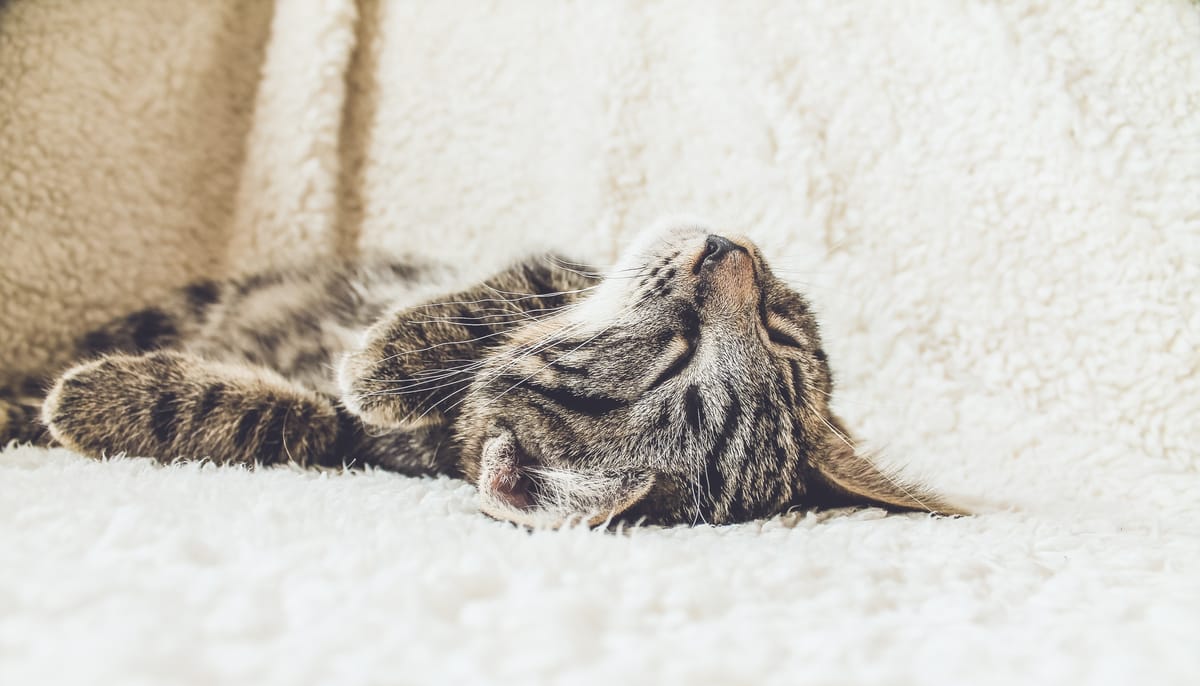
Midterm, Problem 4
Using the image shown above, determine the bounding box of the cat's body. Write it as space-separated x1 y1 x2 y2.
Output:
4 256 445 469
2 255 591 475
1 224 961 526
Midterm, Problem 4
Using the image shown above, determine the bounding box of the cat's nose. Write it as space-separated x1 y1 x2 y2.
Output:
701 235 741 266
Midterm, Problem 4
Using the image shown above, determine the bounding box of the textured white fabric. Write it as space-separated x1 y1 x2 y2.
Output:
2 1 1199 684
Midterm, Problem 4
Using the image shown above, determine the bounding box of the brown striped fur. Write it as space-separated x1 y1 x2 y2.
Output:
3 224 962 526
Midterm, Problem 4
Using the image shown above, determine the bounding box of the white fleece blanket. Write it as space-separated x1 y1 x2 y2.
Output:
2 1 1199 684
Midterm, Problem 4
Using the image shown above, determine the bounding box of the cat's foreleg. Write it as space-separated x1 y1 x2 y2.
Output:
43 351 350 466
340 255 597 429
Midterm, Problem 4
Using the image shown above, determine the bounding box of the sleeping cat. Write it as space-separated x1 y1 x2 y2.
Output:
0 224 961 526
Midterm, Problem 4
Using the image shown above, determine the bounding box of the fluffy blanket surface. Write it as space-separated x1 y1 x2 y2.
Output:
1 1 1198 684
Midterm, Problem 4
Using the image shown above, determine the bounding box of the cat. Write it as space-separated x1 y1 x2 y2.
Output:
0 224 961 526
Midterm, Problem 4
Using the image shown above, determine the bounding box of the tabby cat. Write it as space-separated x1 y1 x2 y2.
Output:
0 224 960 526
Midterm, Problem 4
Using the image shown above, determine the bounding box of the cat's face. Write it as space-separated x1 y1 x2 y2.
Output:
454 226 941 527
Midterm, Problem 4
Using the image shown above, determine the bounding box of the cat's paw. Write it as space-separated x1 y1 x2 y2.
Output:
42 353 205 456
42 356 128 454
337 345 455 430
44 352 342 465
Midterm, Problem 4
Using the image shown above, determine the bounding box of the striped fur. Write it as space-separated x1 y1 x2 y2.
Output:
4 225 961 526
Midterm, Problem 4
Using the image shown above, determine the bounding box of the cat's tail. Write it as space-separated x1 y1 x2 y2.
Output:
0 378 52 447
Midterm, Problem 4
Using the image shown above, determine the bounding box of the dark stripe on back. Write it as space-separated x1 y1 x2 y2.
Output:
81 330 115 355
127 309 177 350
289 347 333 376
150 392 179 444
184 280 220 315
236 271 284 294
19 376 45 398
254 329 282 354
5 405 25 433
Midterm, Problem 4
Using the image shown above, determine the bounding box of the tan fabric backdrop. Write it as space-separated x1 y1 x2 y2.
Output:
1 1 264 378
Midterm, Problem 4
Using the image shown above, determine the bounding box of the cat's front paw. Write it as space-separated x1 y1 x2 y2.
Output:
337 347 455 430
41 357 123 454
44 352 341 465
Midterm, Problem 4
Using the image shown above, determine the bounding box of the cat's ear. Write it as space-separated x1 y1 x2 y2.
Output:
338 256 597 429
807 416 965 515
474 429 656 528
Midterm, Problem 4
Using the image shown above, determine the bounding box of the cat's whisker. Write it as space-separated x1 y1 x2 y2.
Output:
410 328 590 419
543 256 644 281
351 371 480 399
281 402 296 465
362 329 514 366
398 313 604 424
411 299 645 424
343 333 558 400
690 405 710 526
406 305 571 326
478 283 603 301
350 331 581 397
355 305 578 368
407 304 574 326
348 357 483 386
412 300 580 321
461 302 645 417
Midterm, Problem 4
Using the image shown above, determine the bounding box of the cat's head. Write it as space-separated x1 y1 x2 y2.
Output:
343 224 960 527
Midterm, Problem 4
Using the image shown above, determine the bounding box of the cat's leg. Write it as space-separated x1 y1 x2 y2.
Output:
43 351 349 466
2 282 212 448
340 255 598 429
